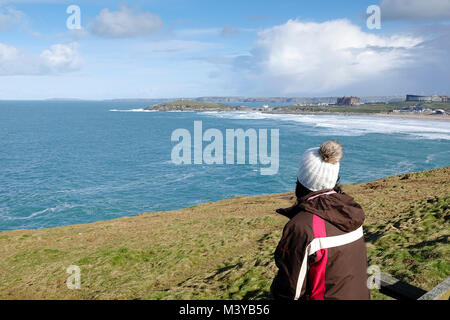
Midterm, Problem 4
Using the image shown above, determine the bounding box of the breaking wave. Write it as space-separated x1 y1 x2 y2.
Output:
203 112 450 140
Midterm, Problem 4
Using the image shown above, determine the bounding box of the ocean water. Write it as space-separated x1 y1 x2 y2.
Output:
1 100 449 232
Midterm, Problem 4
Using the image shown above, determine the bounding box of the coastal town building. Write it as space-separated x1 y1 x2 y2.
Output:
406 94 449 103
337 96 361 106
257 104 272 112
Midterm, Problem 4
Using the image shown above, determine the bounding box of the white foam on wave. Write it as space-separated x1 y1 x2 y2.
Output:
2 203 78 221
425 150 450 163
202 112 450 140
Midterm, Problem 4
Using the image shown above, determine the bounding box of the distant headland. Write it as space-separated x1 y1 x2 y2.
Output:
145 100 253 112
144 98 450 120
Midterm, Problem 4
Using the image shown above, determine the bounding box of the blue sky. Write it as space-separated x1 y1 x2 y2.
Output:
0 0 449 99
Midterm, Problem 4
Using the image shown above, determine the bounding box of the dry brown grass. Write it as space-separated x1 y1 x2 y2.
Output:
0 167 448 300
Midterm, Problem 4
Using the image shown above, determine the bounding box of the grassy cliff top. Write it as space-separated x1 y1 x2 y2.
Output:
145 99 246 111
144 99 450 114
0 167 448 300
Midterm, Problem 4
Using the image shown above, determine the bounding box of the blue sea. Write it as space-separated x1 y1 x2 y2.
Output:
1 100 449 232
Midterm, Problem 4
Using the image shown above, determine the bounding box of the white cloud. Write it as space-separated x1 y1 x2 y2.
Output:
233 19 424 95
0 42 32 74
90 6 163 38
381 0 450 21
0 42 82 75
40 43 82 72
0 5 25 30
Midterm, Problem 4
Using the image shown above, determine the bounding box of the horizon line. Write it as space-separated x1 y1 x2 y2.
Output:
0 95 414 102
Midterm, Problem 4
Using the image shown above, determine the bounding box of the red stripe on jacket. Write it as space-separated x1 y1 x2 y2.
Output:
308 214 328 300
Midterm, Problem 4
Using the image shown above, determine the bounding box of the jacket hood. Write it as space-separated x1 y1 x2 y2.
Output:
297 189 365 232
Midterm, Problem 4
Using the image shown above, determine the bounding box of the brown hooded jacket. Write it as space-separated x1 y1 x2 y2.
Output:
271 188 370 300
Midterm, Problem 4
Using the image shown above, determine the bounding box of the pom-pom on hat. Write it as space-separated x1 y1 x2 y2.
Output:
297 141 343 192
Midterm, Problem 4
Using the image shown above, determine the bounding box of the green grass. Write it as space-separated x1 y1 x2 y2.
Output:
366 196 449 289
274 101 450 114
146 99 450 115
275 104 395 114
0 167 448 300
147 99 239 110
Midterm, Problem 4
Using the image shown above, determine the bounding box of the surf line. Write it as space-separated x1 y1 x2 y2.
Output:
170 120 279 175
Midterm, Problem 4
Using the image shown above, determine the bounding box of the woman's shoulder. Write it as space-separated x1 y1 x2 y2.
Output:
285 210 315 235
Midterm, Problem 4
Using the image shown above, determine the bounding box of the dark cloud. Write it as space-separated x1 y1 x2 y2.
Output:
381 0 450 21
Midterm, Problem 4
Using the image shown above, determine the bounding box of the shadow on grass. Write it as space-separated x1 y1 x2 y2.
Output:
206 262 244 281
242 289 273 300
406 235 449 249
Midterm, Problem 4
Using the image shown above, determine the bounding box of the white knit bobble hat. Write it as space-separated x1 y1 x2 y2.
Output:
297 141 343 192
